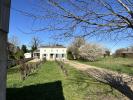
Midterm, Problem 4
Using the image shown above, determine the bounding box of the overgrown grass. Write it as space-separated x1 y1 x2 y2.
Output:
78 57 133 75
7 61 126 100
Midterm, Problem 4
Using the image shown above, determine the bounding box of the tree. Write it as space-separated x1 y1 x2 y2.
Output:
30 36 41 52
67 37 85 59
72 37 86 48
20 0 133 40
21 45 28 53
103 48 111 57
14 47 24 60
67 50 74 60
79 43 103 61
8 42 17 59
9 35 20 47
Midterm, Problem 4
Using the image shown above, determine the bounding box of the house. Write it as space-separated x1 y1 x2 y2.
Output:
116 47 133 58
24 53 32 58
33 45 67 60
121 47 133 58
121 51 133 58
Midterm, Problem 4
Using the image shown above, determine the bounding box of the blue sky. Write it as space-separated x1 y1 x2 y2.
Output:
9 0 70 46
9 0 133 52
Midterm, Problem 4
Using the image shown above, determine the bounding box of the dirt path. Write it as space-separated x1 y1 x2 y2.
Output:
64 60 133 99
64 60 103 71
28 58 41 63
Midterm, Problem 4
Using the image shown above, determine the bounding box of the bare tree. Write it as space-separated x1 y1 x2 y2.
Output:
30 36 41 52
72 37 86 48
18 0 133 40
9 35 20 46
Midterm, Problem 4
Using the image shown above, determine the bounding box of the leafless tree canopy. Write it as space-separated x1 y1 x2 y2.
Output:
30 36 41 50
9 35 20 46
19 0 133 40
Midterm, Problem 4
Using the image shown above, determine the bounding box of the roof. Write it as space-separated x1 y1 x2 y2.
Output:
39 45 66 48
122 51 133 54
24 53 31 54
34 50 40 53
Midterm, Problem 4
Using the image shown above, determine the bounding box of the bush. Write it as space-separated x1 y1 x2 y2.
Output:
79 43 103 61
67 51 74 60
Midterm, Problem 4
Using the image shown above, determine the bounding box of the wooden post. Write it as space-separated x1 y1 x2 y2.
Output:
0 31 8 100
0 0 11 100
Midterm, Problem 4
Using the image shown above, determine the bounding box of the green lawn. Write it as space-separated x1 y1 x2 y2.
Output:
78 57 133 75
7 61 126 100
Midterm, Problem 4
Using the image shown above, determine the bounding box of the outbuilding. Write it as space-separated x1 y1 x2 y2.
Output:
24 53 32 58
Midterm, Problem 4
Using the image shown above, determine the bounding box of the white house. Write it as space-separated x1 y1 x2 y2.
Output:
24 53 32 58
33 45 67 61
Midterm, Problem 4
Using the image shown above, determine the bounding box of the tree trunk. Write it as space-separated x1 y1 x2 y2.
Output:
0 31 8 100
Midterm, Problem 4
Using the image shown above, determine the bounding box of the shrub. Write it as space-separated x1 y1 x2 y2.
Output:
79 43 103 61
67 50 74 60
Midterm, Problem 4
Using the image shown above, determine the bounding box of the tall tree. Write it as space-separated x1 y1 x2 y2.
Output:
67 37 85 59
21 45 27 53
30 36 41 52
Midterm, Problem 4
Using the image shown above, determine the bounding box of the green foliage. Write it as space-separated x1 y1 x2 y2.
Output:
21 45 28 53
31 45 37 52
14 50 24 60
67 50 74 60
8 51 15 60
8 46 24 60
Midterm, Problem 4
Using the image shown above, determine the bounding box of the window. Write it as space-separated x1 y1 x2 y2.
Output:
62 54 64 58
44 54 47 57
50 54 54 59
56 54 58 58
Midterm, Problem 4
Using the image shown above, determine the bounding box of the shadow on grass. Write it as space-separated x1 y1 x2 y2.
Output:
7 81 65 100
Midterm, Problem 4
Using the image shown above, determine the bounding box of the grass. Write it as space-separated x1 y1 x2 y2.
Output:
78 57 133 75
7 61 126 100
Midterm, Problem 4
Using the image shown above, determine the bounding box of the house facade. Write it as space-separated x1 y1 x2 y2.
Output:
33 45 67 60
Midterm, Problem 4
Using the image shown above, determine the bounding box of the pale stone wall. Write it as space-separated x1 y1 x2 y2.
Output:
35 47 67 60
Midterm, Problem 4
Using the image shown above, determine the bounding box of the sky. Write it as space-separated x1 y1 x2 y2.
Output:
9 0 133 52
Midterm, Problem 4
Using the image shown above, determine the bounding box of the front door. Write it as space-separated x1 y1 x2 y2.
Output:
50 54 54 59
